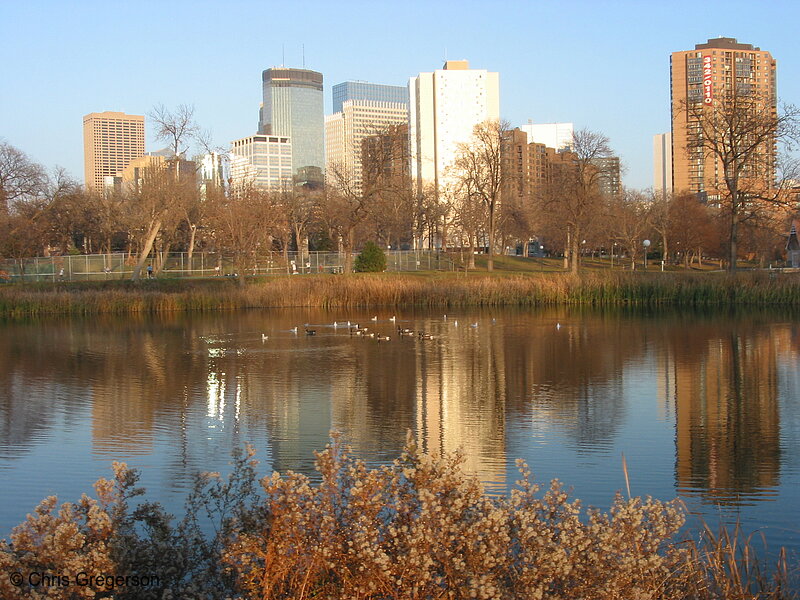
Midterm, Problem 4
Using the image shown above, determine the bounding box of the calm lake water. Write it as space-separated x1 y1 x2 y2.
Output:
1 306 799 560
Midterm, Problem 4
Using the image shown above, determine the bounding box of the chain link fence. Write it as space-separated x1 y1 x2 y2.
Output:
0 250 455 282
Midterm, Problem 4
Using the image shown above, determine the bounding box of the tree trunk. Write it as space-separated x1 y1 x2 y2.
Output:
729 207 739 273
132 219 162 281
187 223 197 264
570 233 580 274
468 234 476 269
155 241 171 275
487 209 495 271
343 228 355 273
564 229 571 270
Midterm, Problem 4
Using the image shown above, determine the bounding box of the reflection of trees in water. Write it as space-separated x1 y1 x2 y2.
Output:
503 315 634 449
661 320 784 505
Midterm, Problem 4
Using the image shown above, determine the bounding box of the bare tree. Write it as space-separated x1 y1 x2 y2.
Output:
325 161 369 272
607 189 652 270
667 194 717 268
682 92 799 270
449 177 486 270
277 186 318 260
452 120 508 271
538 129 614 273
0 141 47 215
149 104 200 157
211 183 280 284
125 159 194 280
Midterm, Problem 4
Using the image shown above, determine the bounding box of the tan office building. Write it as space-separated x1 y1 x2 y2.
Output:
325 99 408 194
83 111 145 191
670 37 776 200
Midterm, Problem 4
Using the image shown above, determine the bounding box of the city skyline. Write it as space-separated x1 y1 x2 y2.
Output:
2 0 799 191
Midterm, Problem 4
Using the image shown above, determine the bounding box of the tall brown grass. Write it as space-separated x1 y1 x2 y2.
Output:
1 435 795 599
1 271 800 318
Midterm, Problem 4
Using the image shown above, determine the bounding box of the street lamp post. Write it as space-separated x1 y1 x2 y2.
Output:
643 239 651 270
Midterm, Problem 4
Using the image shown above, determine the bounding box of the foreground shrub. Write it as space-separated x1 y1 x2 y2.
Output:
1 435 795 599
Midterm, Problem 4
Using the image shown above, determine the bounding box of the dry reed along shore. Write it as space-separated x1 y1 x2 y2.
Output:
1 271 799 318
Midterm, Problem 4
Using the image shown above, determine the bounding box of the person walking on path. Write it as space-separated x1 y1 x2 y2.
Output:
147 264 153 279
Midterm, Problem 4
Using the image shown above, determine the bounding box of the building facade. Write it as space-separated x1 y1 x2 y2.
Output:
520 121 573 152
332 81 407 114
325 98 408 193
653 132 673 200
670 37 777 199
229 134 293 190
408 60 500 194
121 154 196 190
83 111 145 191
591 156 621 197
258 67 324 185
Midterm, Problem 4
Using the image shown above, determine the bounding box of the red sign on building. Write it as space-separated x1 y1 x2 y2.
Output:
702 56 713 104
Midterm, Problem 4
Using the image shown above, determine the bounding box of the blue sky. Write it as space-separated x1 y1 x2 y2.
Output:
2 0 799 189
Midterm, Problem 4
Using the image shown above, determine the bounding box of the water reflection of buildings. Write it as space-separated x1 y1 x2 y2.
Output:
659 324 784 504
250 326 508 491
4 311 797 514
413 325 507 491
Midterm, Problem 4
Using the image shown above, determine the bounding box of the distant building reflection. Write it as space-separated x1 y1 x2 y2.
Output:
660 323 783 504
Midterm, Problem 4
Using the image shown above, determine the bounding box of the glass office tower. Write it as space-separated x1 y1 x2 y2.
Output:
259 68 324 185
332 81 408 114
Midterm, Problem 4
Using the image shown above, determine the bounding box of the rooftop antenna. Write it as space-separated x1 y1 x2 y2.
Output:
302 43 305 68
282 44 285 67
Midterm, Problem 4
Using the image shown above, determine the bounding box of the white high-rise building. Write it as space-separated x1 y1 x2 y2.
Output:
408 60 500 194
653 132 673 200
325 99 408 193
229 134 293 191
520 121 574 151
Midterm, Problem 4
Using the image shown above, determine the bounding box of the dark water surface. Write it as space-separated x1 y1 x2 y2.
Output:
1 307 799 559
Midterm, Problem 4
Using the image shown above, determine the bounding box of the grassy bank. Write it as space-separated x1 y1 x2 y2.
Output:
1 270 799 318
1 436 794 599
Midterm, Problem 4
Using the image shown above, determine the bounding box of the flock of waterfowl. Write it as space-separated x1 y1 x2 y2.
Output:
258 315 488 343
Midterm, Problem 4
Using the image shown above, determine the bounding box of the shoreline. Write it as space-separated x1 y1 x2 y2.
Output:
1 271 799 319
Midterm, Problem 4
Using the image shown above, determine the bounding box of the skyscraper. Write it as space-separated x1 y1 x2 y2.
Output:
653 132 673 200
670 37 776 200
325 91 408 193
258 67 324 185
408 60 500 194
332 81 408 114
83 111 145 191
229 134 293 190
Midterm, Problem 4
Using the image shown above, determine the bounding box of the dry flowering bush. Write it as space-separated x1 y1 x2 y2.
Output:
223 433 795 599
0 466 119 599
2 434 795 599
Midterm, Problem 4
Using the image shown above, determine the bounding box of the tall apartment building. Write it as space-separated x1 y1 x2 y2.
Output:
325 96 408 193
229 134 293 190
83 111 145 191
591 156 621 197
653 132 673 200
258 67 324 185
408 60 500 194
670 37 777 200
332 81 408 114
520 121 574 152
504 127 618 201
